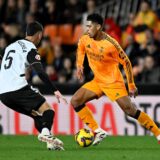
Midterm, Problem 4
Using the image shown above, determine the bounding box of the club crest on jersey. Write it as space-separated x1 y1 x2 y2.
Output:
87 44 91 48
35 54 41 60
99 47 104 53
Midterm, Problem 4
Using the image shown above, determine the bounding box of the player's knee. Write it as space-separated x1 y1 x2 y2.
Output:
71 95 82 108
38 102 52 114
124 105 136 117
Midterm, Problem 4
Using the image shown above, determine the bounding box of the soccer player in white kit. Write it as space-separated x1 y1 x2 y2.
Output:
0 21 67 150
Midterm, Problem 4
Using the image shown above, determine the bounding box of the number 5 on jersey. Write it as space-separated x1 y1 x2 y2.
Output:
4 50 15 69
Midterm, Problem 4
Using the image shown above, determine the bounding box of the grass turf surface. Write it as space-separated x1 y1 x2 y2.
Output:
0 135 159 160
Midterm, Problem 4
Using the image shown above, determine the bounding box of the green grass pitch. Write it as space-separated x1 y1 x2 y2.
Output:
0 135 159 160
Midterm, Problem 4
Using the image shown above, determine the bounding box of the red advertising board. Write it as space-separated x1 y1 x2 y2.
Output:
0 96 160 135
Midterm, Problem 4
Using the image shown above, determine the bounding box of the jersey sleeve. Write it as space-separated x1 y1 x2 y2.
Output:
27 49 41 64
27 49 57 93
0 48 5 68
114 41 136 90
76 37 86 68
32 63 57 93
0 48 5 60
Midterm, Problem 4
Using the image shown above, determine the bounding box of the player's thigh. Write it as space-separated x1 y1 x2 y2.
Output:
82 80 103 98
116 96 137 116
1 85 46 115
71 88 97 106
0 93 30 116
101 82 128 101
71 80 103 106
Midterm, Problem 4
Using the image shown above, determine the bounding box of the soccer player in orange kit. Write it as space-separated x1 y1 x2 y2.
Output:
71 13 160 145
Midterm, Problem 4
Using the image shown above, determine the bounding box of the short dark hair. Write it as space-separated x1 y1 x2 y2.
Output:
26 21 43 36
87 13 104 26
142 0 151 6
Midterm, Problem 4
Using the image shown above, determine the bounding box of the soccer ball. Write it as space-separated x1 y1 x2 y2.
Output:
75 128 94 147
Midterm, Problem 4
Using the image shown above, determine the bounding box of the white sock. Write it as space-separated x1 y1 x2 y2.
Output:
94 128 103 133
94 128 108 134
41 128 50 135
157 135 160 141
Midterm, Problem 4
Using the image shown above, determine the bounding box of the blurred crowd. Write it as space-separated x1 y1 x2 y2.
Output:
0 0 160 85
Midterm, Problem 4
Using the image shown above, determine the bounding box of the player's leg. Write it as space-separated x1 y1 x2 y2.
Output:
30 103 63 150
35 102 54 135
18 86 59 147
33 102 63 150
0 86 64 150
116 96 160 142
71 80 108 145
0 90 62 150
71 87 99 131
31 115 43 133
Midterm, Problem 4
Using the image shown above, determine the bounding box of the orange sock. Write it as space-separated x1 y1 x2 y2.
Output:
77 106 99 131
138 111 160 137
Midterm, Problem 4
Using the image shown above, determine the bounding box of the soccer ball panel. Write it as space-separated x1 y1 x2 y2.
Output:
75 128 94 147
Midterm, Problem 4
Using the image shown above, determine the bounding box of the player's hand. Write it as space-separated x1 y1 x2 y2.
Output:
76 67 83 80
54 90 68 104
129 87 138 98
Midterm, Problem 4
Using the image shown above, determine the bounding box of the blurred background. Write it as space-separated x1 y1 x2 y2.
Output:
1 0 160 95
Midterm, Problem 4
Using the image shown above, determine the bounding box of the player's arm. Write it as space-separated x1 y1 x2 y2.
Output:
116 45 138 97
27 49 67 104
76 37 86 80
0 48 5 59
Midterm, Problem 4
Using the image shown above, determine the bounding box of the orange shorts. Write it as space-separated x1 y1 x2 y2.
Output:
82 79 128 101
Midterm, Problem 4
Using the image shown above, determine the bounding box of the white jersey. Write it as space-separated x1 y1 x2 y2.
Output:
0 39 37 94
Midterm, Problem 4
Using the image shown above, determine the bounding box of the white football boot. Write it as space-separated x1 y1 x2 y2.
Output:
93 128 108 146
47 141 64 151
38 128 64 150
38 134 64 150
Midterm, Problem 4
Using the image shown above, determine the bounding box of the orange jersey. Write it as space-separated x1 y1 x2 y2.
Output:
76 33 135 90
